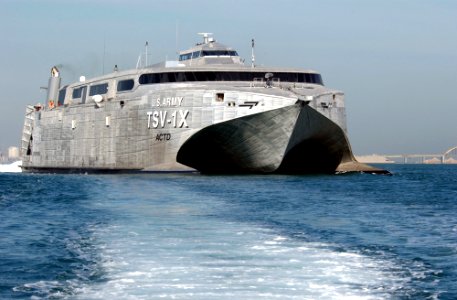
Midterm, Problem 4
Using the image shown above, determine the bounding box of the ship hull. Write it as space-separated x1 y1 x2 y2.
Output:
20 70 388 174
177 101 354 174
21 98 386 174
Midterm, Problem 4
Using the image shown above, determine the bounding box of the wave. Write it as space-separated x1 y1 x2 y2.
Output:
0 161 22 173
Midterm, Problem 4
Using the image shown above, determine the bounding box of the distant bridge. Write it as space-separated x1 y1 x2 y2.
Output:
384 145 457 164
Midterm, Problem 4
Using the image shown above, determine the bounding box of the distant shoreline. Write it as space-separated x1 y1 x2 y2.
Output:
356 154 457 164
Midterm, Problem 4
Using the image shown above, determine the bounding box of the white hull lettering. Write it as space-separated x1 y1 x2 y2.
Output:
178 110 189 128
147 112 153 128
156 97 184 107
159 111 167 128
147 109 189 129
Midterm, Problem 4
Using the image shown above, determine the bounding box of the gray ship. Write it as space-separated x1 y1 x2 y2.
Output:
20 33 386 174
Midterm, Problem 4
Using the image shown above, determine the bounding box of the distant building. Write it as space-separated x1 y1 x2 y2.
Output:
424 157 441 164
8 146 19 160
355 154 395 164
444 158 457 164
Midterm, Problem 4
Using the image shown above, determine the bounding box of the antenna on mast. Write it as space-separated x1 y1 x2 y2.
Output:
102 34 106 75
145 41 149 66
136 41 150 69
136 52 142 69
251 38 255 68
175 21 179 57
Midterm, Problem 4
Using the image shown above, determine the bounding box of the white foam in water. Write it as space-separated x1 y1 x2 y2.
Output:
0 160 22 173
76 219 406 299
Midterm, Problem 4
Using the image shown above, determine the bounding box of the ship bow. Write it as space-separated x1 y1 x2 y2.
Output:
177 101 388 174
177 104 302 173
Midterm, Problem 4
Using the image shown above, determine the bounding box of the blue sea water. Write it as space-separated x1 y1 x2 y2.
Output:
0 164 456 299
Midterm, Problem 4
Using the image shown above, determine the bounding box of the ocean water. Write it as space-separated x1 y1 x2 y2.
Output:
0 165 456 299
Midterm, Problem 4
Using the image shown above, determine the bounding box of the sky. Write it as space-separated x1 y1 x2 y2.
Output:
0 0 456 155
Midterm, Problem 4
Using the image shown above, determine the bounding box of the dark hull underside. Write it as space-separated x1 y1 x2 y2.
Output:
177 101 388 174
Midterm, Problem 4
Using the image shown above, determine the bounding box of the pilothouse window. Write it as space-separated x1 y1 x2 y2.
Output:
201 50 238 56
179 50 238 61
179 53 193 61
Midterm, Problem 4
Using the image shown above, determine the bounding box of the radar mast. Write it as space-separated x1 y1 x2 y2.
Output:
198 32 213 44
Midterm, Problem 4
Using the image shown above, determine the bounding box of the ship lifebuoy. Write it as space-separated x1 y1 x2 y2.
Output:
48 100 55 109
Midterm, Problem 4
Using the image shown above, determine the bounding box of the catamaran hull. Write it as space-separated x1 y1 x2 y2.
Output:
178 101 357 174
21 100 384 174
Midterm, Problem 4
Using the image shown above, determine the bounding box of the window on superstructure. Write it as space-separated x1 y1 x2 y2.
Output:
89 83 108 96
72 87 83 99
139 71 323 85
179 53 193 61
179 50 238 61
216 93 224 102
201 50 238 57
117 79 135 92
58 86 67 106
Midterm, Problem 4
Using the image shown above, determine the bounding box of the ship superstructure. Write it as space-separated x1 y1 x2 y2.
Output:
20 34 386 174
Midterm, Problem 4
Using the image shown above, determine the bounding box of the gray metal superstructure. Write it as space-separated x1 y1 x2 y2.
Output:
20 34 386 174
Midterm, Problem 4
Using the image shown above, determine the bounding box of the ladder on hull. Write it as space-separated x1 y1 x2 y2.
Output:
21 106 35 162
